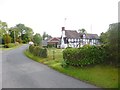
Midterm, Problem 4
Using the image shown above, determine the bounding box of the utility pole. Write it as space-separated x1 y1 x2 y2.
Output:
14 30 16 43
91 24 92 34
64 18 67 27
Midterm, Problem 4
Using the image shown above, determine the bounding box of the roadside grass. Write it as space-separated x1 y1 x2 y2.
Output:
24 48 118 88
0 43 23 50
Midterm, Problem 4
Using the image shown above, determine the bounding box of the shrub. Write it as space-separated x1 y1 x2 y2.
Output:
33 46 41 56
3 34 11 44
63 45 107 67
39 48 47 58
4 44 9 48
61 60 69 68
29 45 34 53
4 43 16 48
29 45 47 58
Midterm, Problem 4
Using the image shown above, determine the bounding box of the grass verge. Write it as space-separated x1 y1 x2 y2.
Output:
0 43 23 50
24 48 118 88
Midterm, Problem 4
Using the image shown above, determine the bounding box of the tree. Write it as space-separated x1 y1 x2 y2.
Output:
100 22 119 65
0 20 8 37
3 34 11 48
42 32 52 40
9 23 34 43
99 32 109 44
33 33 42 46
9 27 20 43
78 28 87 34
16 24 34 43
107 23 119 65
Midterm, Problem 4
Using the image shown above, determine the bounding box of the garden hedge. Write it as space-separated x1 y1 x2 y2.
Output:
29 45 47 58
63 45 108 67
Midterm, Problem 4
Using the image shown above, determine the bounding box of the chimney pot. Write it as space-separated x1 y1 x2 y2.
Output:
62 27 65 31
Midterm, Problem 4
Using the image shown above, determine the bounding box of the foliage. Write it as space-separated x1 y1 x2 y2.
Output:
9 23 34 43
3 34 11 44
63 45 107 67
29 45 35 53
47 44 54 48
33 46 41 56
33 33 42 45
0 20 7 37
61 60 69 68
99 32 109 44
99 22 119 66
3 34 11 48
39 48 47 58
42 32 52 40
29 45 47 58
78 28 87 34
3 43 17 48
107 23 119 65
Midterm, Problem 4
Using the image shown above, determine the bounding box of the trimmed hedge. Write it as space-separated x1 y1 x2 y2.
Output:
63 45 107 67
29 45 47 58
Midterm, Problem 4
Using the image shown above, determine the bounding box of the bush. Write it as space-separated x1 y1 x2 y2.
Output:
39 48 47 58
4 43 16 48
4 44 9 48
29 45 34 53
3 34 11 44
63 45 107 67
33 46 41 56
29 45 47 58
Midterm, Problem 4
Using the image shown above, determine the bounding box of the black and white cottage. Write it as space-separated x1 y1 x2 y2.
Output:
60 27 100 48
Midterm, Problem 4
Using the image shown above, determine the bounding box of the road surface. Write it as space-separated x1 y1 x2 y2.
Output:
2 45 99 88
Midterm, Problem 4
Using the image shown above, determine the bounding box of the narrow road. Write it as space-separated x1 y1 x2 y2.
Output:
0 50 2 89
2 45 99 88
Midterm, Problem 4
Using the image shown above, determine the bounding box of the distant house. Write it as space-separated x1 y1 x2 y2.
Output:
42 37 61 48
47 37 61 48
61 27 100 48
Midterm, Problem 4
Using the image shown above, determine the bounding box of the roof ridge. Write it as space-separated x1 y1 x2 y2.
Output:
65 30 77 32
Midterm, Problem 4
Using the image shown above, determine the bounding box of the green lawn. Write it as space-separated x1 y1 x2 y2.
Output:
24 48 118 88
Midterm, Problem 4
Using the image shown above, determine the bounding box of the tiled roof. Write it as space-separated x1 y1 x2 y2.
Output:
65 30 80 39
47 37 60 43
85 34 99 39
64 30 99 39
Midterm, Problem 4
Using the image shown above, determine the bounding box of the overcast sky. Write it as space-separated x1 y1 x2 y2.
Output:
0 0 119 37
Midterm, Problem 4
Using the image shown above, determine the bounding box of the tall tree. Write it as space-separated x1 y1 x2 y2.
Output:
3 34 11 44
100 22 119 65
78 28 87 34
42 32 52 40
99 32 109 44
9 27 20 43
9 23 34 43
33 33 42 46
0 20 8 37
16 24 34 43
107 23 119 65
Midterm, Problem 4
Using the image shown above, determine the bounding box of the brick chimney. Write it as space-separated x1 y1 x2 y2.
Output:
62 27 65 31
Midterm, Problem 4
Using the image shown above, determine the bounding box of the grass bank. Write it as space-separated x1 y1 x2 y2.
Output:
0 43 23 50
24 48 118 88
